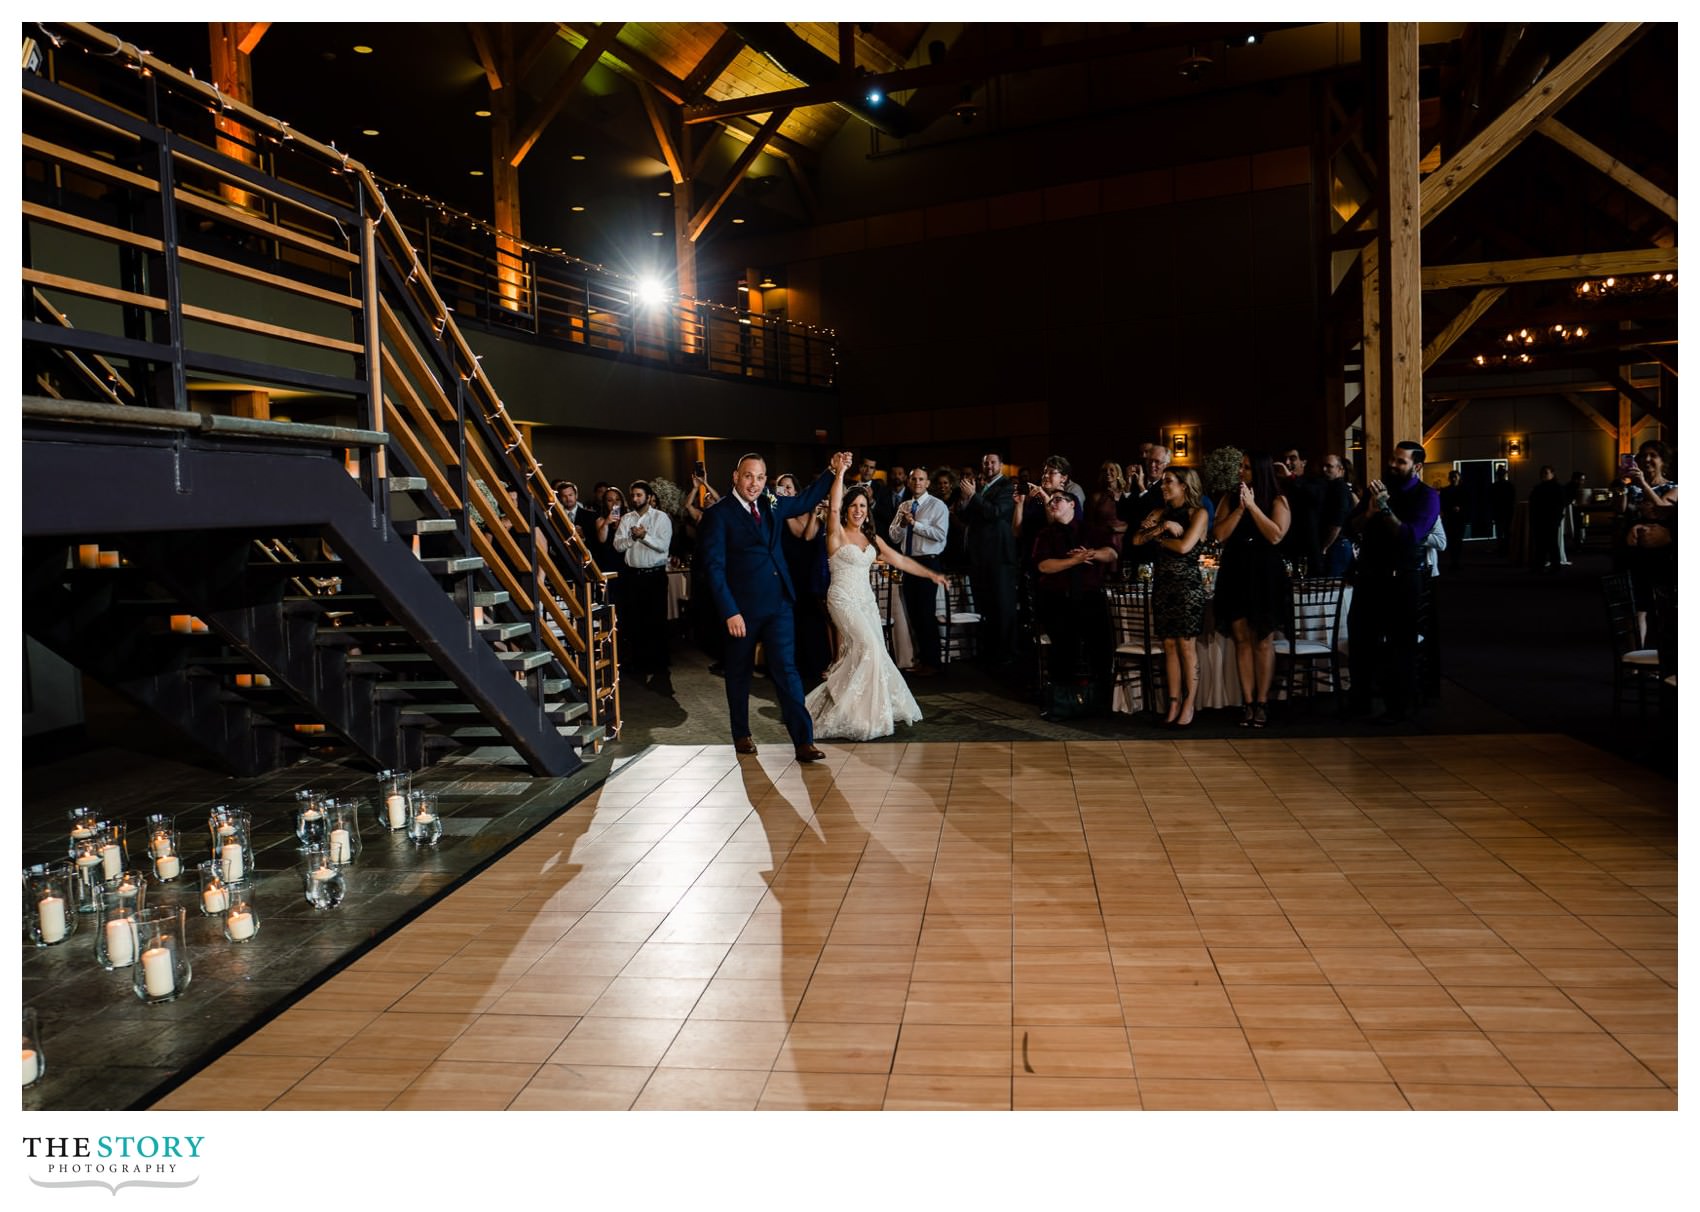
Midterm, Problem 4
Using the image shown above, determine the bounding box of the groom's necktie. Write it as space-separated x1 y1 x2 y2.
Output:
749 501 762 526
904 503 914 555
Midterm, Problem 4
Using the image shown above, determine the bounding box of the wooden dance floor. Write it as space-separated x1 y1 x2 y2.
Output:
154 737 1676 1110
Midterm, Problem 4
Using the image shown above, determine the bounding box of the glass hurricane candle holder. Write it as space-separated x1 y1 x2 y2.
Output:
149 823 184 884
197 861 231 916
407 790 442 847
95 887 142 971
24 863 76 947
95 821 128 881
66 807 101 849
23 1007 44 1089
222 879 260 943
131 906 191 1004
300 846 346 910
326 798 363 866
376 770 411 832
70 837 106 914
108 871 146 914
294 790 329 847
207 809 254 883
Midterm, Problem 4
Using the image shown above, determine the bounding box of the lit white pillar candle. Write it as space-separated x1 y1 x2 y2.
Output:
225 910 256 940
329 828 351 864
151 832 173 859
154 854 181 880
220 843 244 882
104 918 136 967
201 884 229 914
312 864 336 882
414 809 437 826
37 895 68 944
100 842 123 880
386 794 407 828
75 853 100 877
70 824 95 840
216 823 237 839
22 1049 40 1086
141 946 176 997
77 543 101 568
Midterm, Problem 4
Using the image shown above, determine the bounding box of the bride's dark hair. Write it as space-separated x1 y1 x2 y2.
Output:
839 484 877 540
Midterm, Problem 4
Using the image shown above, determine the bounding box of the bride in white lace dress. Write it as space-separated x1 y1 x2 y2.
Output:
805 461 951 741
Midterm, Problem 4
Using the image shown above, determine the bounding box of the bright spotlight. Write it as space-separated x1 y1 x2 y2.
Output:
865 89 884 107
635 278 669 307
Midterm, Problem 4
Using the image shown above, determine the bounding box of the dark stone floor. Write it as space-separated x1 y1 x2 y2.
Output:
22 744 618 1111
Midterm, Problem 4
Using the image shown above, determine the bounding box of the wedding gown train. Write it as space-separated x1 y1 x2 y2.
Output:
804 542 922 741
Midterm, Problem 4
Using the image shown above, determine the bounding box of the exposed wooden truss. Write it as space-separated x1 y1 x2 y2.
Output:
1421 248 1678 291
1535 118 1677 221
510 23 624 168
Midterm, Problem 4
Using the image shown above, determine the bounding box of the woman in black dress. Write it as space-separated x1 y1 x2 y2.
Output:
1211 452 1291 727
1129 467 1210 728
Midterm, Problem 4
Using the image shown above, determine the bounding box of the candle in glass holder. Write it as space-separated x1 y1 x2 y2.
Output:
151 831 173 859
225 910 256 941
104 918 136 967
36 895 68 945
77 543 101 568
329 828 352 864
219 842 244 882
100 841 124 880
170 614 193 634
75 853 101 882
141 947 176 998
385 793 407 828
22 1049 41 1087
154 854 181 880
97 550 120 568
201 882 229 914
190 617 209 634
234 674 253 688
254 674 271 687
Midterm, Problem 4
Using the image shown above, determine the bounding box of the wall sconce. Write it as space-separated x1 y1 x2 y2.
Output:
757 275 778 290
1166 429 1193 461
1504 435 1527 459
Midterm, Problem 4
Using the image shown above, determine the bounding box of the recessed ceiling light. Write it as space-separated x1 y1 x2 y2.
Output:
731 218 745 224
658 191 671 198
352 45 373 55
650 231 664 237
570 154 586 161
570 205 585 212
469 170 485 177
361 129 380 136
474 109 491 118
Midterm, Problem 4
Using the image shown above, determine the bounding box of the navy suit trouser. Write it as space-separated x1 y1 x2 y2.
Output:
724 605 813 745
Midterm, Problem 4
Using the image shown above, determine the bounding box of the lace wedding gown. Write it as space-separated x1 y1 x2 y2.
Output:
804 542 923 741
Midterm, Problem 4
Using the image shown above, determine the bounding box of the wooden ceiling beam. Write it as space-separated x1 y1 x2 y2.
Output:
1422 248 1677 292
1423 398 1471 446
1536 117 1677 222
1563 392 1620 439
838 23 857 77
1422 287 1506 371
467 23 505 91
687 108 792 241
1599 364 1663 422
638 83 684 185
509 22 625 168
681 22 1306 125
558 22 686 103
235 22 269 56
517 24 561 79
681 30 744 99
1420 22 1644 228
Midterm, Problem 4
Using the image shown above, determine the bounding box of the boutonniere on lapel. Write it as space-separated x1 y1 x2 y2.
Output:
763 491 778 508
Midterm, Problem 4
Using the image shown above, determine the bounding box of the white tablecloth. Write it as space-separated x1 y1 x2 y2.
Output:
887 574 948 670
666 568 690 620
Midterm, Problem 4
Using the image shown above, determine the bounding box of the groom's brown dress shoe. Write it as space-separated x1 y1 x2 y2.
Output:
733 736 758 755
794 744 826 762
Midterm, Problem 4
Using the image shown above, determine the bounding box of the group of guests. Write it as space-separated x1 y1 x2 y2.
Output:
543 436 1448 728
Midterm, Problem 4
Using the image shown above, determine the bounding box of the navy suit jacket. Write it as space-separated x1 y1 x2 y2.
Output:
699 470 836 623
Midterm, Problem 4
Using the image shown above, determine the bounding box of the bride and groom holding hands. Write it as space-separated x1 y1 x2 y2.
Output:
697 450 950 760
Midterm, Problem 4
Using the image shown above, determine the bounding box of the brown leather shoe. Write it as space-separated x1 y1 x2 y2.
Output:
794 743 826 762
733 736 758 755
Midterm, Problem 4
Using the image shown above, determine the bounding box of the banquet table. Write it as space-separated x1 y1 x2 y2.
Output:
887 571 949 670
666 566 690 620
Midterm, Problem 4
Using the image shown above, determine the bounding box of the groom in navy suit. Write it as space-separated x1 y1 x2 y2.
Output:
699 450 852 760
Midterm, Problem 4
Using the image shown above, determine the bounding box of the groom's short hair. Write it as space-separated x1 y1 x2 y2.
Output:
734 452 765 471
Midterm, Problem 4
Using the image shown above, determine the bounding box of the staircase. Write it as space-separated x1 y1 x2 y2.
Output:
20 25 620 777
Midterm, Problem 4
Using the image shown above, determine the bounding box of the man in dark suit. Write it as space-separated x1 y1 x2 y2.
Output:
961 450 1018 666
856 455 897 533
699 449 852 760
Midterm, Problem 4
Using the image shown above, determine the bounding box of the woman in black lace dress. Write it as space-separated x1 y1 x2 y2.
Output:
1211 452 1291 727
1129 467 1210 727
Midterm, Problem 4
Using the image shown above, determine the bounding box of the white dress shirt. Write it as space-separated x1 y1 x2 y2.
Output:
612 506 673 569
888 491 948 558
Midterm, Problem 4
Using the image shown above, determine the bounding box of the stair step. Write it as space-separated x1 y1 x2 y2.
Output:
420 556 486 575
399 701 574 717
346 653 437 669
394 517 458 535
564 724 606 748
388 476 428 492
478 621 532 640
317 625 408 640
376 677 573 695
471 590 510 608
497 650 552 670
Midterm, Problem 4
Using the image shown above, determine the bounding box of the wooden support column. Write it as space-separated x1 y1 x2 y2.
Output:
1618 393 1634 455
483 27 524 313
1380 23 1423 457
230 389 270 420
209 22 267 211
